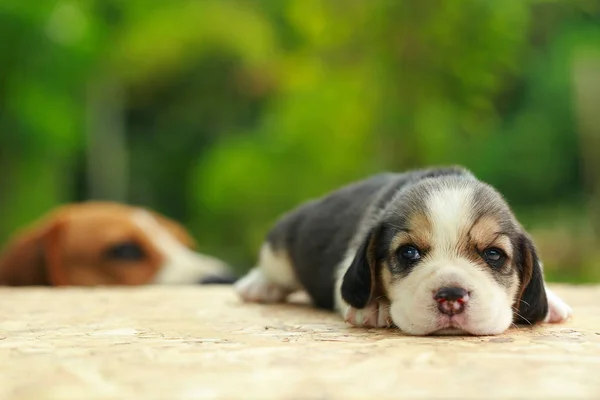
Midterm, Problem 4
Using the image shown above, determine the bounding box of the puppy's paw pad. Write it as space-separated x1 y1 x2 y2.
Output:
234 268 289 304
344 300 392 328
545 289 573 323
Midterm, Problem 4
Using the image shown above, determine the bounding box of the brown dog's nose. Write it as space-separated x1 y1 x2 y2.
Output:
434 287 469 316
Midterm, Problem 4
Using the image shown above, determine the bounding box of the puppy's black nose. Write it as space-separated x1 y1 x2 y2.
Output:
434 287 469 316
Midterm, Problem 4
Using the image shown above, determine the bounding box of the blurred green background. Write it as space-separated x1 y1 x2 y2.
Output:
1 0 599 282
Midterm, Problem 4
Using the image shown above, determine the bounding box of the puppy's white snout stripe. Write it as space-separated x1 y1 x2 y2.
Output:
132 210 228 284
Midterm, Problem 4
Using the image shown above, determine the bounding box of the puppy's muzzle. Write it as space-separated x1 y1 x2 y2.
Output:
434 287 470 316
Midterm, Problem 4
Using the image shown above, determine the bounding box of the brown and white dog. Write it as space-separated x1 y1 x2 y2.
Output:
0 202 234 286
235 166 573 335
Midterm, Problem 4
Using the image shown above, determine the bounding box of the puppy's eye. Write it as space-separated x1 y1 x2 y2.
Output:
106 242 146 261
398 245 421 262
482 247 506 267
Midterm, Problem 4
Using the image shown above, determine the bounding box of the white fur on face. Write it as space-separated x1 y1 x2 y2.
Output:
386 184 518 335
131 210 229 284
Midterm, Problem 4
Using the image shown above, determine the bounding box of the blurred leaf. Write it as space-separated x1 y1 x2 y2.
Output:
112 0 278 85
0 0 598 282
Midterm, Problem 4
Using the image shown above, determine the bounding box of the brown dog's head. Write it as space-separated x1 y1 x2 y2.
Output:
0 202 232 286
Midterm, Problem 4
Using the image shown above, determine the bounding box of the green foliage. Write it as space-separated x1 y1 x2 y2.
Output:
0 0 599 280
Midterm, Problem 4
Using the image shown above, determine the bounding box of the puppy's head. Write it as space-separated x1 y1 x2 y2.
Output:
341 176 548 335
0 202 233 286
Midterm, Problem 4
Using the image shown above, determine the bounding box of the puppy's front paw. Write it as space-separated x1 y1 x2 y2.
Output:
234 268 290 304
545 288 573 323
344 299 392 328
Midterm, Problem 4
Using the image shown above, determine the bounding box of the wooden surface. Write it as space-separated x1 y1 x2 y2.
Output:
0 284 598 400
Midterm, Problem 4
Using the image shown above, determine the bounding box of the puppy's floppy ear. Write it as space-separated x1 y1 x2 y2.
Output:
514 233 548 324
341 225 385 309
0 217 68 286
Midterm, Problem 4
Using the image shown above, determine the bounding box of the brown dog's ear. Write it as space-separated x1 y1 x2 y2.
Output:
341 225 385 309
147 210 198 250
0 217 67 286
514 233 549 325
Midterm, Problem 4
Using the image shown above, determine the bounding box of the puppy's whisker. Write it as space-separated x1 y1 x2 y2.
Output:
512 307 532 325
518 299 531 308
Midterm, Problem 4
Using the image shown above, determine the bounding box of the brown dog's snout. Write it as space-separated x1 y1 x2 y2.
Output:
434 287 469 316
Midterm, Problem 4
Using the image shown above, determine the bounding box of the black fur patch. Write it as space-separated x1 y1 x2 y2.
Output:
340 225 387 309
514 234 548 324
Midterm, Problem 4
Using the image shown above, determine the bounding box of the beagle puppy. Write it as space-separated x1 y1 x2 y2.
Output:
235 166 573 335
0 202 234 286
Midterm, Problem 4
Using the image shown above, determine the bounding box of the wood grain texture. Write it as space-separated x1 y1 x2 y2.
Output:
0 285 598 400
